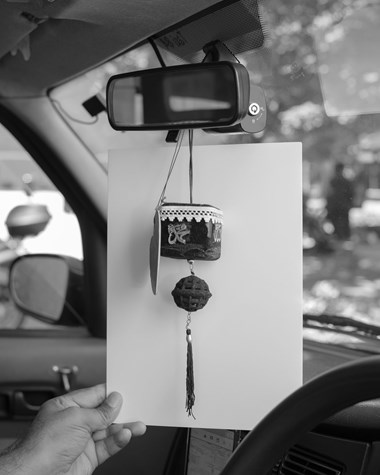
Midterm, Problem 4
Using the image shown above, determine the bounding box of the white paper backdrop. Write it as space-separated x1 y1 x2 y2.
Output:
107 142 303 429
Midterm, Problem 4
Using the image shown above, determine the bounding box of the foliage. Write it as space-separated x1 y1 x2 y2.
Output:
236 0 380 181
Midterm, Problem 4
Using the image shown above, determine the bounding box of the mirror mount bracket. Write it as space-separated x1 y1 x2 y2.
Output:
202 40 240 64
202 40 267 135
165 40 240 143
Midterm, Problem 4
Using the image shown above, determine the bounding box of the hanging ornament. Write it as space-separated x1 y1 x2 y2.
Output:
149 130 222 417
171 266 212 418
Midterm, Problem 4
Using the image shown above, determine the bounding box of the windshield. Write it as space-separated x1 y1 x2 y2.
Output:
51 0 380 341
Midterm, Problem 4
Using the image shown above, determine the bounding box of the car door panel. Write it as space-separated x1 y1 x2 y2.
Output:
0 334 106 444
0 333 180 475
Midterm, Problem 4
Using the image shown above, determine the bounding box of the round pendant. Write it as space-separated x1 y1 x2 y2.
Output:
171 274 212 312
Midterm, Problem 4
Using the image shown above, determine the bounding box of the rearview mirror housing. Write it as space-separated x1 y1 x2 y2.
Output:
106 62 250 130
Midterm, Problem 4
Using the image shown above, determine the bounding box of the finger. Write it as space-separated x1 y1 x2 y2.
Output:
45 384 106 412
93 423 124 442
95 428 132 465
61 384 106 408
82 392 123 432
124 421 147 437
93 421 146 441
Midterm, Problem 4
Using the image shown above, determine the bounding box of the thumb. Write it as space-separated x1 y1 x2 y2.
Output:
83 392 123 432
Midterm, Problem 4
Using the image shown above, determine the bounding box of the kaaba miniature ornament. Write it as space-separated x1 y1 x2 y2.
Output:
160 203 222 261
149 130 222 417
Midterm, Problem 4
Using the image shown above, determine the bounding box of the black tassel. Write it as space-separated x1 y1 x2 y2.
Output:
186 328 196 418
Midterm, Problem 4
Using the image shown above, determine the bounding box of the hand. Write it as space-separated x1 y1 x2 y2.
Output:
0 384 146 475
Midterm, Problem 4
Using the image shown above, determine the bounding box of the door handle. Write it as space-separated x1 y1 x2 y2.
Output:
13 391 40 415
12 389 56 417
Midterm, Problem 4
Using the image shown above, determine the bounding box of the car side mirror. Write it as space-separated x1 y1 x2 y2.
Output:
106 61 250 130
9 254 84 326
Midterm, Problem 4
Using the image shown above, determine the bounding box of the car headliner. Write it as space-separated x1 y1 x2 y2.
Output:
0 0 223 98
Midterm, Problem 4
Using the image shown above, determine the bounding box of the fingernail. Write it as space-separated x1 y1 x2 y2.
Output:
107 392 122 408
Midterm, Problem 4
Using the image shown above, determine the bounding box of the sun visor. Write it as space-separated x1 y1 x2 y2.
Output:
314 4 380 117
152 0 265 63
0 0 84 62
0 11 38 60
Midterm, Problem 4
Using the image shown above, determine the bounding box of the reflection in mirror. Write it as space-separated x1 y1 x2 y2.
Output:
315 4 380 117
107 62 249 129
10 256 68 322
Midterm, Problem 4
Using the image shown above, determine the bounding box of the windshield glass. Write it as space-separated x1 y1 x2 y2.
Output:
51 0 380 337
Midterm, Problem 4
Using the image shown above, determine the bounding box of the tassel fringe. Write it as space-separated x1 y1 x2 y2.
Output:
186 328 196 418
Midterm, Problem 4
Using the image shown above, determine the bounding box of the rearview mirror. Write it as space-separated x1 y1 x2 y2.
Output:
106 62 250 130
9 254 84 326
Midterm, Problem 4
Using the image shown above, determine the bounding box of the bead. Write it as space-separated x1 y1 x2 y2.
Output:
171 275 212 312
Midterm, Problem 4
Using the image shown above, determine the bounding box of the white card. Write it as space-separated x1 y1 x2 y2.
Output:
107 142 303 429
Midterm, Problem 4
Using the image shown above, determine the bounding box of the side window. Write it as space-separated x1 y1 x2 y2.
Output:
0 123 83 330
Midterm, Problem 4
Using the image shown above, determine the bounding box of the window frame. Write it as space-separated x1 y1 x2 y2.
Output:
0 103 107 338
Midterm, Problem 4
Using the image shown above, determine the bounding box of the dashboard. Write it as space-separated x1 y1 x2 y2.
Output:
279 339 380 475
184 339 380 475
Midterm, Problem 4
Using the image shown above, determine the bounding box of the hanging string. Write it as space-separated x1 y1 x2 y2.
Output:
187 132 195 270
187 133 195 417
156 130 185 208
189 130 194 204
188 260 195 276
